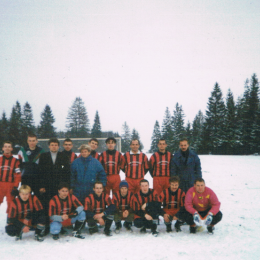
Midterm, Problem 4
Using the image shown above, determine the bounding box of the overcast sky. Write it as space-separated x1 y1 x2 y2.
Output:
0 0 260 150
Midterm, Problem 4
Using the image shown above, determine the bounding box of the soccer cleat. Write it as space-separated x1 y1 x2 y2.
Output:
207 226 214 234
15 235 22 241
104 229 112 236
152 230 159 237
114 222 122 234
166 224 172 233
123 221 133 232
174 221 182 232
140 226 146 233
35 234 44 242
52 234 60 240
190 226 197 234
89 225 98 235
72 231 85 239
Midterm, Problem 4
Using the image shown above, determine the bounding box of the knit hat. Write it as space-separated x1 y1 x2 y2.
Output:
119 180 129 189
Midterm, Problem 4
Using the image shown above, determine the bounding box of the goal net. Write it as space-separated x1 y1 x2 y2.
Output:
37 137 122 153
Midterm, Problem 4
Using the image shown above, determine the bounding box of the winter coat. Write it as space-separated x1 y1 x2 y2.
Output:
170 150 202 192
70 156 107 203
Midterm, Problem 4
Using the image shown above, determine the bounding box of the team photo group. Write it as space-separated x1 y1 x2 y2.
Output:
0 134 222 242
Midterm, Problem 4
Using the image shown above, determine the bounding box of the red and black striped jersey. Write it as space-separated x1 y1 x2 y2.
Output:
91 151 100 160
62 150 77 164
0 155 21 186
8 195 43 220
123 152 149 179
70 152 77 163
99 150 125 175
112 191 133 212
131 189 160 212
84 193 113 214
49 194 82 217
149 151 173 177
160 188 185 210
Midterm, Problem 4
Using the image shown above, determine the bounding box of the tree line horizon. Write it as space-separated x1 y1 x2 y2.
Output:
0 73 259 155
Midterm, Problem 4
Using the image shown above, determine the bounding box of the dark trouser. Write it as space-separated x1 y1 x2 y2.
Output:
134 218 157 231
6 211 45 237
185 209 223 226
86 213 114 231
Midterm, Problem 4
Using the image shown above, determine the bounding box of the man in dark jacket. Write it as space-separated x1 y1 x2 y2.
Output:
170 138 202 193
18 134 44 195
70 144 106 204
38 138 71 223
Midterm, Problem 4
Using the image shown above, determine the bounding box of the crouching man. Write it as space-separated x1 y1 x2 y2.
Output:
49 182 86 240
160 176 186 233
112 180 134 233
84 182 116 236
132 179 163 236
185 178 223 234
6 185 45 242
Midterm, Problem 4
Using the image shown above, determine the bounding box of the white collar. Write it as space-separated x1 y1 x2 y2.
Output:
130 150 140 155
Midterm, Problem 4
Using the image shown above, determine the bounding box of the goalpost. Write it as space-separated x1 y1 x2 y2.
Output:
37 137 122 153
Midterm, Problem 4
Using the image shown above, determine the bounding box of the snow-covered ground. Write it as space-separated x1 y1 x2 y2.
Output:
1 155 260 260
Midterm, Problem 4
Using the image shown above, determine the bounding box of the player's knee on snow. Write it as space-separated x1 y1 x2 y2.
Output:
6 225 19 237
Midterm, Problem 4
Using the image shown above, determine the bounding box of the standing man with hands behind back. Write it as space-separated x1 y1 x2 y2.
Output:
171 138 202 193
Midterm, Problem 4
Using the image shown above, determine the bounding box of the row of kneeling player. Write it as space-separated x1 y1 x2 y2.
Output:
5 177 222 241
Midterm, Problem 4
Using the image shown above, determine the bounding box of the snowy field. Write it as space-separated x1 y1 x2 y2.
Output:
1 155 260 260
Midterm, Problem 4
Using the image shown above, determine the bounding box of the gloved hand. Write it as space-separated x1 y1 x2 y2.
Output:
193 213 201 225
205 212 213 226
11 187 19 197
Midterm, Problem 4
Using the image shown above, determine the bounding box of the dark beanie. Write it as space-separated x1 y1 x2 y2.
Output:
119 180 129 189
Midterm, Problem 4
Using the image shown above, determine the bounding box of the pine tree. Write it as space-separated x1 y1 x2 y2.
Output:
192 110 204 153
0 112 9 145
131 128 144 151
66 97 90 137
251 106 260 153
224 89 238 154
37 105 56 138
91 111 102 138
185 121 192 145
121 122 131 153
244 74 259 153
8 101 23 145
170 103 186 153
149 120 161 153
161 107 172 146
203 83 226 154
234 96 244 154
21 102 35 143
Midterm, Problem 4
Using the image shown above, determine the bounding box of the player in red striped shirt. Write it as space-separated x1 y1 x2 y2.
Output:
6 185 45 241
0 141 21 212
132 179 163 236
112 180 134 233
99 137 125 195
62 138 77 163
123 139 149 194
49 182 86 240
84 182 116 236
160 176 186 233
149 139 173 195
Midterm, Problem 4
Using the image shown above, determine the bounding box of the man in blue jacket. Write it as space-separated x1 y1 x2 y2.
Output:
170 138 202 192
70 144 107 204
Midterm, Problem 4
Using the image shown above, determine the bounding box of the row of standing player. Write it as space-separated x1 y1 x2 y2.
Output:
5 176 223 241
